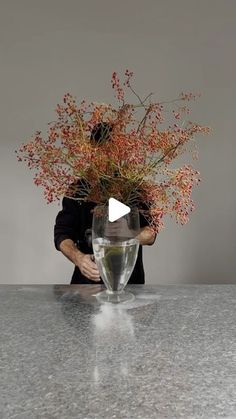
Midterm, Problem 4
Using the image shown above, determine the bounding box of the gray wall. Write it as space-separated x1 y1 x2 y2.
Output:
1 0 236 284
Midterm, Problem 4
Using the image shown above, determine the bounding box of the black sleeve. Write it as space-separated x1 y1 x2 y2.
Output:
139 201 150 228
54 197 79 251
139 203 157 243
139 212 150 228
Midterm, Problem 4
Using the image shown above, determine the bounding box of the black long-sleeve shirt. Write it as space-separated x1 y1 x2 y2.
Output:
54 189 150 284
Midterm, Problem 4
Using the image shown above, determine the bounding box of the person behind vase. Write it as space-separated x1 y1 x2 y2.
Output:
54 122 157 284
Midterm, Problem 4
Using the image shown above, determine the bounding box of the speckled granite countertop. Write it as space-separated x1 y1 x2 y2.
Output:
1 284 236 418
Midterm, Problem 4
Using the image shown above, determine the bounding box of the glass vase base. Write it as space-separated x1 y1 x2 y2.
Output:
96 289 135 304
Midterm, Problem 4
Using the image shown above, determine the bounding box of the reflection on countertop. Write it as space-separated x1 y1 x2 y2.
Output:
1 284 236 418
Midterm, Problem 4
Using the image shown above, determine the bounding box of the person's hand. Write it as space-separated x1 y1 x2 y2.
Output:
75 253 101 282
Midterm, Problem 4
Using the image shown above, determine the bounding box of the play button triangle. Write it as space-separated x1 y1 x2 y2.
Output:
108 198 130 222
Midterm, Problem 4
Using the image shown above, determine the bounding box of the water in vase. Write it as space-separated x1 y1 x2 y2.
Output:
93 238 139 292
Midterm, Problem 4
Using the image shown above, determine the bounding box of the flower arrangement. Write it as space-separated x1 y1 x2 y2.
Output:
16 70 210 233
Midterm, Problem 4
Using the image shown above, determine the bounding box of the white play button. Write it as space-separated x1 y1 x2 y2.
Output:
108 198 130 222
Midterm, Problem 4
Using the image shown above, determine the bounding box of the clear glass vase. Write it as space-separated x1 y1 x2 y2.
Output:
92 205 140 304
